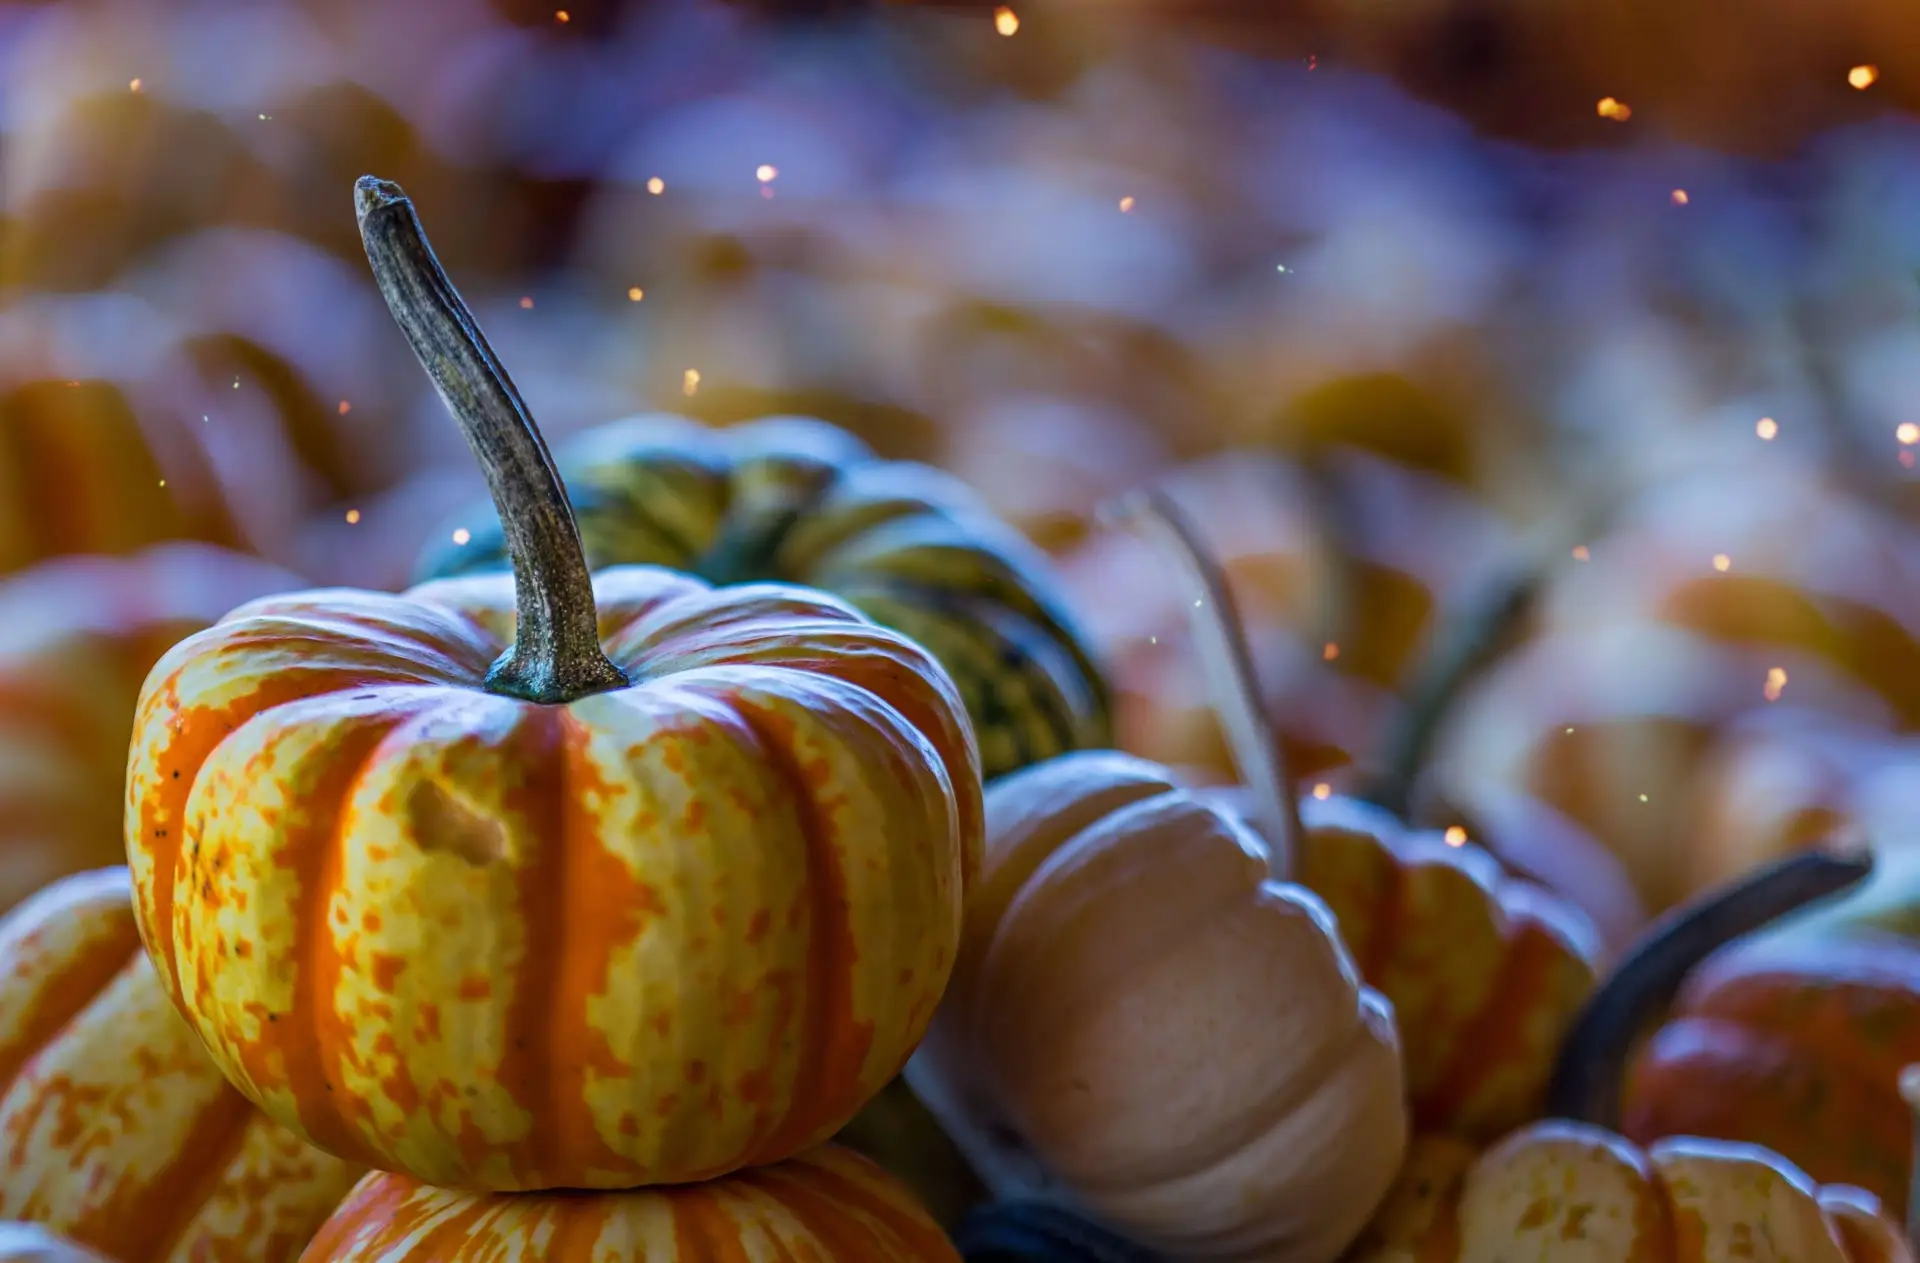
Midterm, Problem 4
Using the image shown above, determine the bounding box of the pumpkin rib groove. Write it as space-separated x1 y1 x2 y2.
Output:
288 715 410 1166
731 699 853 1169
1358 841 1408 998
0 876 143 1096
115 1080 257 1263
1413 911 1556 1134
839 583 1082 773
523 705 572 1188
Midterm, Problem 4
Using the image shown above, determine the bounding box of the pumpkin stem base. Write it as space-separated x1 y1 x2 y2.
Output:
357 175 627 707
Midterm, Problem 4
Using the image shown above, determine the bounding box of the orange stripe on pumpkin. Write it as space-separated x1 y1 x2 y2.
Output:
733 700 868 1166
0 877 142 1093
69 1079 254 1263
758 1151 961 1259
1414 913 1566 1132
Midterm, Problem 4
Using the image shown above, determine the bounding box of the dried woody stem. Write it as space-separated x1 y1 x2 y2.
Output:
1545 849 1873 1129
356 176 626 705
1104 486 1300 882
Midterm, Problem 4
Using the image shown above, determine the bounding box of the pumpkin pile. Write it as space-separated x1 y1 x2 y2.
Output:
2 1 1920 1259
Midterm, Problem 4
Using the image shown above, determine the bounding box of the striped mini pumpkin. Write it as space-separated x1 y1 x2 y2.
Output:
415 414 1111 780
0 868 361 1262
125 565 982 1192
301 1146 959 1261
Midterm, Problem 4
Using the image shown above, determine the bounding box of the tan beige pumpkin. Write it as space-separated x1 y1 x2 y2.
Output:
0 867 361 1262
908 750 1407 1262
1104 489 1604 1144
1349 1122 1912 1262
909 490 1408 1262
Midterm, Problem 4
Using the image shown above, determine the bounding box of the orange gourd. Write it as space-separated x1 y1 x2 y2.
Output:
125 177 982 1193
0 375 236 576
1112 491 1602 1142
0 544 301 913
1549 848 1920 1217
1350 1123 1912 1261
0 294 328 573
301 1146 959 1261
0 868 361 1262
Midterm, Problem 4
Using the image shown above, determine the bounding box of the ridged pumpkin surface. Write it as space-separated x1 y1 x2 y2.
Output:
126 563 983 1192
915 751 1409 1263
1293 795 1601 1141
1350 1123 1912 1262
0 868 361 1262
302 1146 960 1261
415 414 1111 780
0 545 300 913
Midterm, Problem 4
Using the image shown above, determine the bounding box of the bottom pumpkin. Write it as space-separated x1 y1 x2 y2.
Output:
1349 1121 1911 1262
301 1146 961 1260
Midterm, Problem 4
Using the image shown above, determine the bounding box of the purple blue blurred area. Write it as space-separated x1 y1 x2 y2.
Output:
5 0 1920 905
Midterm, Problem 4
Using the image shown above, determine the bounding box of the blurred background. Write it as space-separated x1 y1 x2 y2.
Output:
7 0 1920 941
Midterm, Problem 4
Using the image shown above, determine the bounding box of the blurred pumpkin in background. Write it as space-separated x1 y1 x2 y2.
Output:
1419 619 1898 916
845 0 1920 157
1673 706 1905 895
1058 443 1516 788
110 229 430 503
302 1147 959 1261
0 294 326 571
0 868 362 1261
1539 463 1920 727
0 544 300 912
0 0 593 288
419 412 1113 780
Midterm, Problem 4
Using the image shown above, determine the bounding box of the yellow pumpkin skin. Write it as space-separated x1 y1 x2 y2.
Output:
1292 795 1602 1142
0 868 361 1263
0 545 301 913
301 1145 960 1261
126 564 983 1193
911 751 1407 1263
1351 1124 1912 1263
414 413 1112 782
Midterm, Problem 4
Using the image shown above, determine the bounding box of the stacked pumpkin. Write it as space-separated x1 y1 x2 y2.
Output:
14 175 1026 1259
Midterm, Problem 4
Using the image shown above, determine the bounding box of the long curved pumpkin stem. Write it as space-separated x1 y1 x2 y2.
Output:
1364 481 1630 819
356 176 626 705
1366 555 1546 819
1546 850 1874 1128
1102 486 1299 882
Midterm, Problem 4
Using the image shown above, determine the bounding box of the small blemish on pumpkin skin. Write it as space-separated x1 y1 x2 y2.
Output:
406 781 509 866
